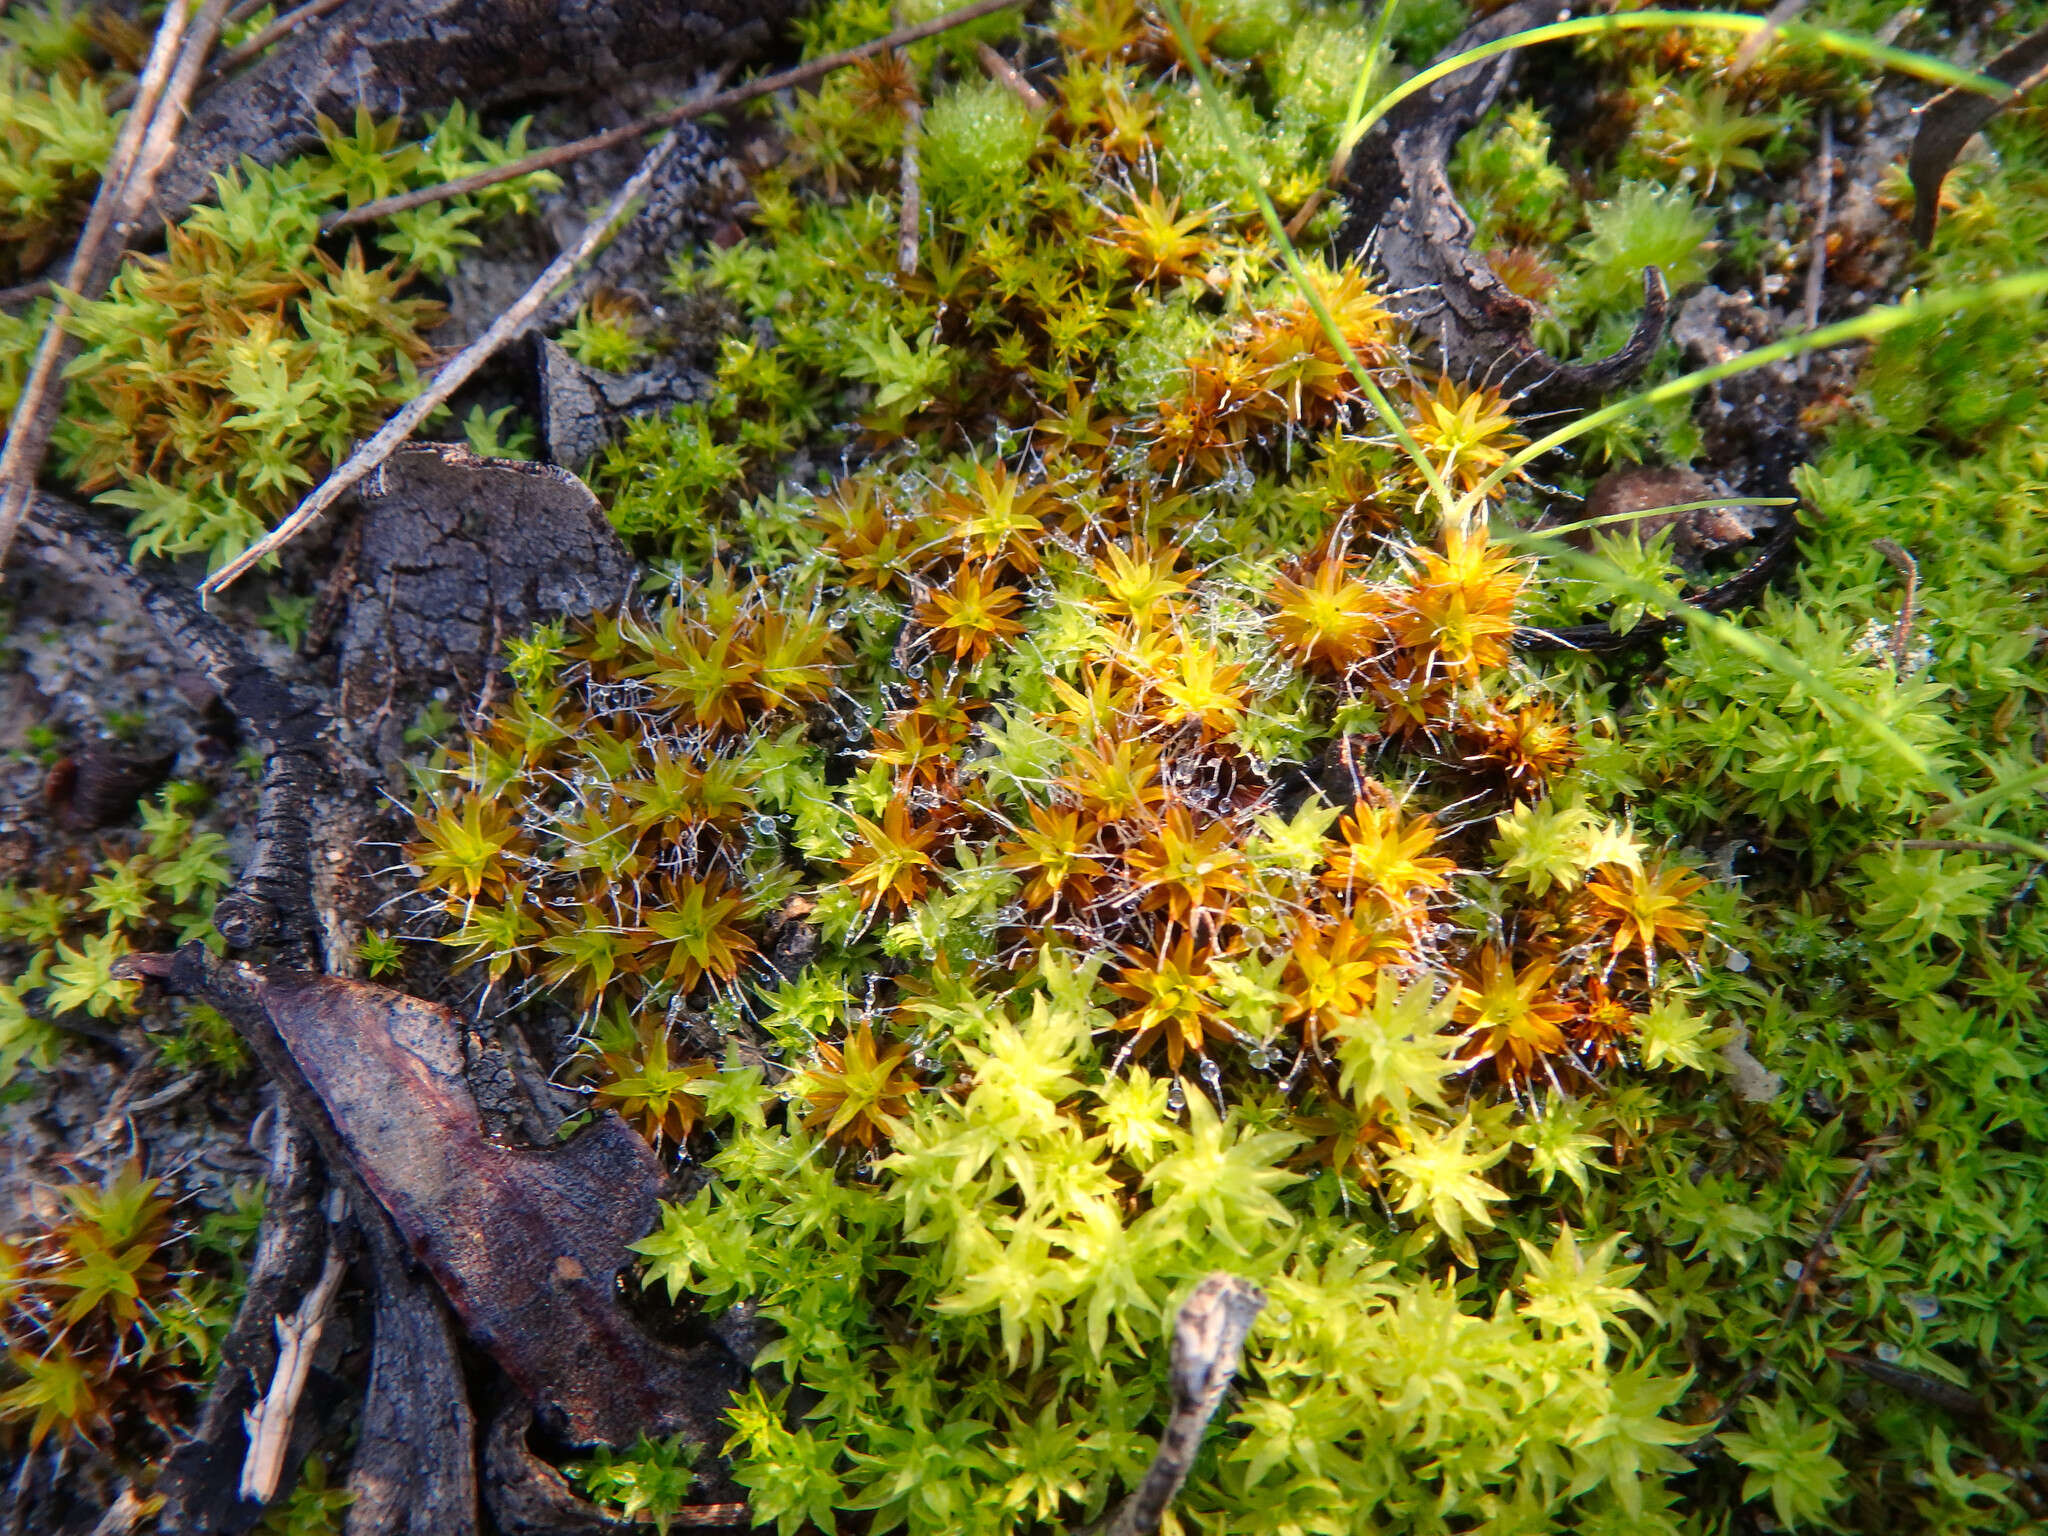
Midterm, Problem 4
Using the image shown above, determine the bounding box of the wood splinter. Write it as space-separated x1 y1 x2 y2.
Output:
1098 1273 1266 1536
238 1202 350 1504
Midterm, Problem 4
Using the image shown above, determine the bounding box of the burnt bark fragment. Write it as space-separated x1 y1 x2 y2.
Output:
19 493 328 958
155 1109 330 1536
345 1196 480 1536
336 444 636 718
43 739 177 830
483 1405 638 1536
150 0 805 225
538 337 712 471
132 948 745 1471
1337 0 1669 406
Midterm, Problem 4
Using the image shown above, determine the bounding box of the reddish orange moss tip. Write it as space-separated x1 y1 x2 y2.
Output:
1583 858 1710 969
1455 947 1575 1086
843 796 944 911
1268 552 1388 675
1106 929 1233 1071
800 1023 920 1149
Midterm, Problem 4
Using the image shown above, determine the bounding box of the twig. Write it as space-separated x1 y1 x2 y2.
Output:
1100 1274 1265 1536
1909 23 2048 246
128 0 239 207
1280 185 1326 242
977 40 1048 113
24 493 329 956
1827 1349 1986 1418
1704 1151 1884 1432
0 0 205 574
206 0 352 80
1728 0 1807 77
0 278 53 308
86 1487 155 1536
108 0 340 106
1798 107 1833 373
153 1106 326 1534
1886 839 2027 856
323 0 1026 235
201 125 692 595
1873 536 1919 677
239 1226 349 1503
897 38 925 276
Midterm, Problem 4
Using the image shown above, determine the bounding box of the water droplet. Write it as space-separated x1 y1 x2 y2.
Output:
753 815 779 837
1906 1294 1940 1320
1782 1259 1805 1280
1725 950 1751 973
1246 1047 1271 1071
1166 1079 1185 1112
1875 1342 1902 1363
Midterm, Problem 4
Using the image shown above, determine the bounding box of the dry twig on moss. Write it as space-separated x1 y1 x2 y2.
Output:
0 0 231 573
239 1218 351 1503
201 124 692 595
1100 1274 1266 1536
323 0 1026 235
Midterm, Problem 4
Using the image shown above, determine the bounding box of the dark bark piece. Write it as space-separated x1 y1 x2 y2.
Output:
538 338 712 471
150 0 804 225
483 1404 637 1536
19 492 327 957
156 1110 330 1536
1909 25 2048 247
133 947 744 1467
338 444 636 709
1099 1274 1265 1536
346 1192 480 1536
1337 0 1670 406
42 739 176 830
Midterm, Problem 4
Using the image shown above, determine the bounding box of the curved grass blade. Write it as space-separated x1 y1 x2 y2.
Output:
1463 272 2048 513
1335 11 2005 169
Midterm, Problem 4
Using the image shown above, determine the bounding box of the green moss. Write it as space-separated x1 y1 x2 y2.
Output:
1198 0 1294 59
1554 180 1715 328
922 79 1044 216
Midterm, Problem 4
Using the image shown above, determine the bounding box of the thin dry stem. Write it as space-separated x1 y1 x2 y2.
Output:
208 0 352 80
1797 107 1833 375
239 1236 348 1503
977 40 1048 112
202 126 691 595
324 0 1026 234
0 0 208 573
1703 1150 1884 1433
1873 536 1919 677
897 57 924 276
1728 0 1808 76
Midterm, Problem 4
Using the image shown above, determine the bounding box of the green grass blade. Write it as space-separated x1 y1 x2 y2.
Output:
1524 539 1954 789
1156 0 1458 519
1337 12 2005 166
1462 272 2048 512
1508 498 1796 543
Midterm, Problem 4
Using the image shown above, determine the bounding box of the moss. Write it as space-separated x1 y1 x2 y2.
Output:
922 78 1045 214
